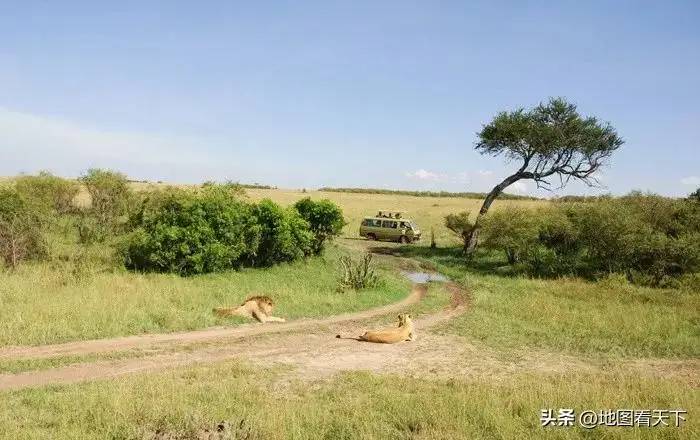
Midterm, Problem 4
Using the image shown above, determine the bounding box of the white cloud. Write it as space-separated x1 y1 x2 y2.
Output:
453 171 470 183
681 176 700 186
0 107 240 181
509 180 528 194
477 170 493 176
405 169 447 181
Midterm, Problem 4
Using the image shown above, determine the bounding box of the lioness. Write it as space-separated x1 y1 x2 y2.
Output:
336 313 415 343
213 295 286 323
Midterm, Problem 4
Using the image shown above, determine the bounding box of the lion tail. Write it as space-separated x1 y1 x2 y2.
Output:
335 333 365 341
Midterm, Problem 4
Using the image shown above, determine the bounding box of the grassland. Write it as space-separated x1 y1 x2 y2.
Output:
243 187 544 246
0 245 409 346
386 246 700 358
442 273 700 358
1 184 698 439
0 361 696 439
5 182 523 348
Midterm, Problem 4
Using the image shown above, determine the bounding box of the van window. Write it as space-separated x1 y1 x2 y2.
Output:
400 221 410 229
381 220 398 229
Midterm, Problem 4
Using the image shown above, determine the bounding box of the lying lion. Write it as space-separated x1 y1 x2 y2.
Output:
336 313 415 343
213 295 286 323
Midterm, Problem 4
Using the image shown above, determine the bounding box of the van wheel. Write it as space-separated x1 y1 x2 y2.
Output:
399 235 410 244
367 233 377 241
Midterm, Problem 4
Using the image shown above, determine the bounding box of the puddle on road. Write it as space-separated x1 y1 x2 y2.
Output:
401 271 449 283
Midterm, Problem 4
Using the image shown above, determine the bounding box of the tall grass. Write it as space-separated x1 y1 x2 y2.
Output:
392 247 700 358
0 245 409 346
441 272 700 358
0 361 695 439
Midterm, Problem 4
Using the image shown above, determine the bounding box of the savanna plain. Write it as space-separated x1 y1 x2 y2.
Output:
0 181 697 440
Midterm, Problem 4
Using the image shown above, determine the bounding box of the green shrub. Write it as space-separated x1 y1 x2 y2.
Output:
481 208 539 264
15 171 79 215
479 194 700 287
0 188 46 268
201 180 247 197
75 211 106 244
123 189 317 275
444 211 474 252
627 231 700 287
252 199 313 266
78 169 133 240
124 188 260 275
337 253 380 290
293 197 346 254
619 192 700 237
689 188 700 202
535 206 582 274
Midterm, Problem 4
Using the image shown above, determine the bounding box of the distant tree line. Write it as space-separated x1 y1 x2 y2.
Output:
318 187 538 201
203 180 277 190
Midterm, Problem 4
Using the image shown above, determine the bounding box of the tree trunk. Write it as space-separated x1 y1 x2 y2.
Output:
10 237 18 269
466 173 522 254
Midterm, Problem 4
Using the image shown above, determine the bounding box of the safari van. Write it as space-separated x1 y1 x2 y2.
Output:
359 210 421 243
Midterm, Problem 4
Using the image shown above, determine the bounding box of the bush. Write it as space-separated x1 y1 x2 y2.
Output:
535 206 582 274
14 171 79 216
567 200 642 274
123 190 317 275
478 194 700 287
481 208 539 264
0 188 46 268
337 253 380 290
75 211 106 244
627 231 700 287
201 180 247 197
293 197 346 254
444 211 474 252
252 199 313 266
79 169 133 240
124 188 260 275
619 192 699 238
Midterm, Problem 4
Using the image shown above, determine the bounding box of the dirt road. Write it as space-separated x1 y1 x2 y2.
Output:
1 254 696 391
0 281 472 391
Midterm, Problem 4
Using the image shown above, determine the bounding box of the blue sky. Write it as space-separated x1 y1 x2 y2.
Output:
1 0 698 196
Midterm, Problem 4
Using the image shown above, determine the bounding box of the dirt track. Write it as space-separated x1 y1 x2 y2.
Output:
0 281 472 391
0 284 429 361
1 254 696 391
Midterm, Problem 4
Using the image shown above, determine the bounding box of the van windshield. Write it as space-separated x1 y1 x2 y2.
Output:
400 221 418 230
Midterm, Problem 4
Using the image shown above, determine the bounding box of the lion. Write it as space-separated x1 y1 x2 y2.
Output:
336 313 415 343
213 295 286 323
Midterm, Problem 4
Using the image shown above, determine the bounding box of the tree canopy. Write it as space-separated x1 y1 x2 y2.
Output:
465 97 624 253
476 97 624 190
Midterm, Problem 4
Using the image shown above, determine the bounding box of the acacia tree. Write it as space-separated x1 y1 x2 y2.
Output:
465 98 623 253
689 188 700 202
